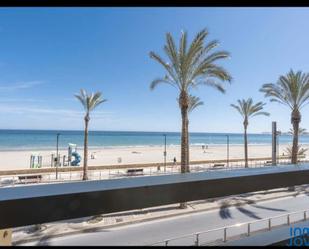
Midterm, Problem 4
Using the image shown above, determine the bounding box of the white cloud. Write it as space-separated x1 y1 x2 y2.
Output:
0 98 45 103
0 104 113 120
0 81 44 91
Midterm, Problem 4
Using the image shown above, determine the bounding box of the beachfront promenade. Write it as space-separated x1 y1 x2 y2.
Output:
18 193 309 246
5 163 309 246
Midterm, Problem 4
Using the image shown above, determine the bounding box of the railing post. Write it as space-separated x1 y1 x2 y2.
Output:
287 214 290 225
268 218 271 230
195 233 199 246
247 223 250 236
223 228 227 242
304 211 307 221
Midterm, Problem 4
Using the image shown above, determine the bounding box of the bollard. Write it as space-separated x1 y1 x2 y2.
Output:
304 211 307 221
268 219 271 230
195 233 199 246
247 223 251 236
287 214 290 225
223 228 227 242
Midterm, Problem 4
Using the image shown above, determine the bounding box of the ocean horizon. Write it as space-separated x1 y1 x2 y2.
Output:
0 129 307 151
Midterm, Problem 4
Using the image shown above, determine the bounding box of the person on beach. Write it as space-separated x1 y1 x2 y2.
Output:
173 157 177 165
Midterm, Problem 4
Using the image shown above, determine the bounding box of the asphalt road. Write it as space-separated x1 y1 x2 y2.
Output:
23 193 309 246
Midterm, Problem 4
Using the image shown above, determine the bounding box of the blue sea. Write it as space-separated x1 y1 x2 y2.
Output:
0 129 308 151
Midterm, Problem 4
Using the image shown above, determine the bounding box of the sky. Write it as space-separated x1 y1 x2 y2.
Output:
0 7 309 133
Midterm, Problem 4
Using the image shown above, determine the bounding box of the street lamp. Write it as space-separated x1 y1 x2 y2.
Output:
276 130 281 164
163 134 167 172
226 135 230 167
56 133 60 180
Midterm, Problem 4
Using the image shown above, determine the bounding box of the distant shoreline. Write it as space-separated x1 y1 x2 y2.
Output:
0 142 299 152
0 129 307 152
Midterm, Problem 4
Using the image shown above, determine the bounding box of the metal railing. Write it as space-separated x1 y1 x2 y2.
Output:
1 158 308 188
150 208 309 246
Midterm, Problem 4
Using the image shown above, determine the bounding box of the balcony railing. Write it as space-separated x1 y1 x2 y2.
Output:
150 208 309 246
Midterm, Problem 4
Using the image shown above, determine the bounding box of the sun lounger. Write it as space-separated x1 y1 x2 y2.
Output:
126 168 144 176
18 175 42 184
211 163 225 169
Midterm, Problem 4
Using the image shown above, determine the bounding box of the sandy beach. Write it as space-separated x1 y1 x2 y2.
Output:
0 143 308 171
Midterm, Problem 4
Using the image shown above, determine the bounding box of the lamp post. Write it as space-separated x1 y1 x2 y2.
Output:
272 122 277 166
276 130 281 164
163 134 167 172
56 133 60 180
226 135 230 167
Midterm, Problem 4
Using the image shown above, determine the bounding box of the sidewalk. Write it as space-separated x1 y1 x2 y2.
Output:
13 184 309 245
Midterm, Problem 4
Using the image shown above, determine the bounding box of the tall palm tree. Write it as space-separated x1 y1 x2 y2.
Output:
260 70 309 164
150 28 232 175
231 98 269 168
75 89 107 180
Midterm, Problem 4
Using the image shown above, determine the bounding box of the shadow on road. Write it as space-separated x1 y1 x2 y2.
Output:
235 206 261 219
249 204 286 212
219 201 233 219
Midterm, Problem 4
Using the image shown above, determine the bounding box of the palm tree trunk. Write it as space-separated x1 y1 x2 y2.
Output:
291 116 300 165
83 114 90 180
180 102 189 174
186 117 190 173
179 92 189 209
244 122 248 168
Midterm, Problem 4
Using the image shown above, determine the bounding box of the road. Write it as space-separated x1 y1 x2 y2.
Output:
22 194 309 246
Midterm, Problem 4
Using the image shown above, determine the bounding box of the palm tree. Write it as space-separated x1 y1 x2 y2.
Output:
260 70 309 164
288 127 307 135
149 28 232 175
231 98 269 168
75 89 107 180
284 145 308 158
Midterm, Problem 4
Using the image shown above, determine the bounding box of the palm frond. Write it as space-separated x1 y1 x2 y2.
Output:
260 70 309 111
149 28 232 101
75 89 107 114
288 127 307 135
177 95 204 113
231 98 269 122
284 145 308 157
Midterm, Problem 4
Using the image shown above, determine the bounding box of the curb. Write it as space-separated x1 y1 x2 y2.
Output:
13 190 304 245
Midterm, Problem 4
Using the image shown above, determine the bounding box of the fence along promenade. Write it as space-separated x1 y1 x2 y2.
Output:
0 156 307 187
0 155 302 176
